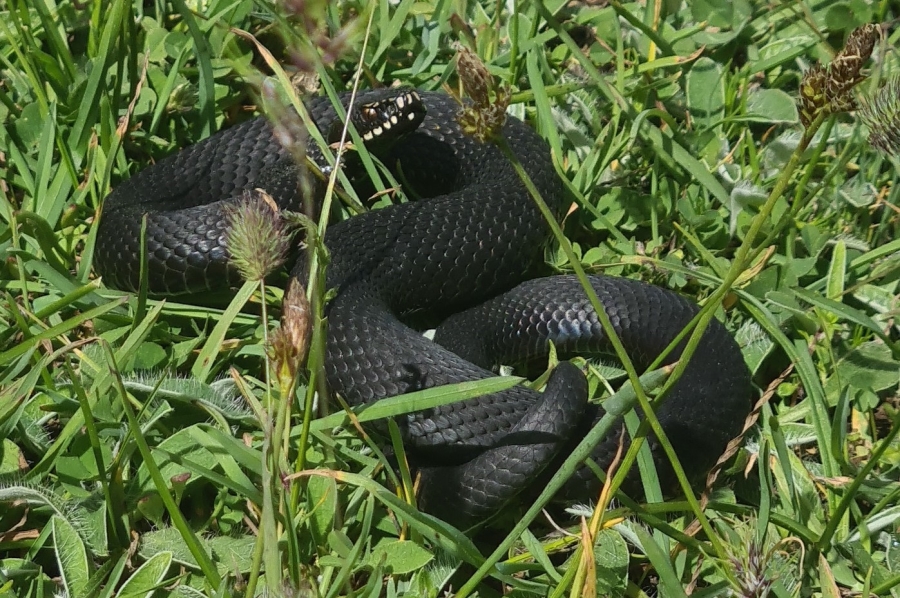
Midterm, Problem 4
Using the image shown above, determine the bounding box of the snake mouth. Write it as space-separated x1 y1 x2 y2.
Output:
328 89 428 145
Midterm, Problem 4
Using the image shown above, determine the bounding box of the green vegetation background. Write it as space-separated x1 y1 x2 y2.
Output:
2 0 900 596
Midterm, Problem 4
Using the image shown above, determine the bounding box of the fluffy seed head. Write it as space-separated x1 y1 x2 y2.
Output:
225 191 293 283
860 76 900 155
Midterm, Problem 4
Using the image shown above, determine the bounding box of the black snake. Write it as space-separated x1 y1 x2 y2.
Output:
94 88 753 528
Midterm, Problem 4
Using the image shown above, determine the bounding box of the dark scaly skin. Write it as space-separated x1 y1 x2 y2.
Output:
432 275 752 502
95 115 304 294
95 89 753 528
95 88 426 294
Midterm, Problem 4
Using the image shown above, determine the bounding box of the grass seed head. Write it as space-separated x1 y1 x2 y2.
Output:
166 82 198 115
799 23 880 127
225 191 293 283
267 276 312 381
280 0 352 75
860 76 900 155
728 541 774 598
261 78 310 163
454 44 510 142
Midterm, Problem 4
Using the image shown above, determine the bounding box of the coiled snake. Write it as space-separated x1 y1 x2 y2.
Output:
95 89 753 528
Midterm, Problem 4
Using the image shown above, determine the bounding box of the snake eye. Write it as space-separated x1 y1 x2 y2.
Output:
362 107 378 122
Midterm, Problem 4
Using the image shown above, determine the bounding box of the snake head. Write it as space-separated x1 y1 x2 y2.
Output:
327 89 427 148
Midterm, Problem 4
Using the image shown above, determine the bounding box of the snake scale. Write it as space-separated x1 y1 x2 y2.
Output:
95 88 753 528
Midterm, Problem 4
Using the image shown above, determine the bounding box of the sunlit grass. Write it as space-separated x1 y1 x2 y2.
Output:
1 1 899 596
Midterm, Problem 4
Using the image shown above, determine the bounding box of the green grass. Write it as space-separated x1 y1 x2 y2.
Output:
2 0 900 596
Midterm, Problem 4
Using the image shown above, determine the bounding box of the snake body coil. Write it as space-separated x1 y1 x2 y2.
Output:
95 89 753 527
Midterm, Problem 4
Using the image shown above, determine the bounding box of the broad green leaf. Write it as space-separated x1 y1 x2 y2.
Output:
366 539 434 575
593 528 629 597
519 529 562 583
138 528 256 575
794 288 896 349
114 551 172 598
746 35 817 75
826 240 847 301
744 88 799 124
846 505 900 542
631 526 686 598
819 553 841 598
136 425 259 502
121 375 255 423
0 439 23 475
686 57 725 131
307 474 337 548
829 342 900 395
52 515 91 598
